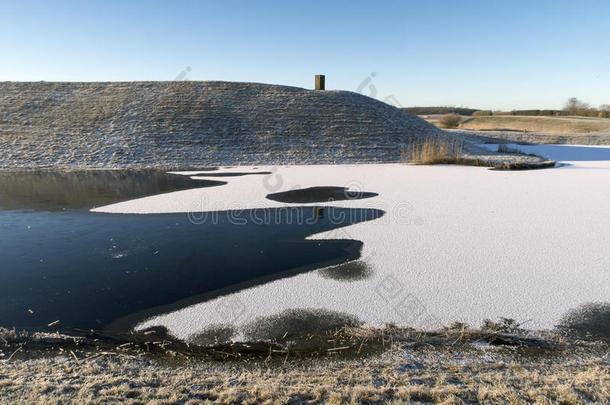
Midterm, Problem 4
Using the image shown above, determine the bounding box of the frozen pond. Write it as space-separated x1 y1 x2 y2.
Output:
2 145 609 340
0 170 381 331
92 146 610 340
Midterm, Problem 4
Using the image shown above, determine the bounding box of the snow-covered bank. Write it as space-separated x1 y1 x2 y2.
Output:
94 146 610 339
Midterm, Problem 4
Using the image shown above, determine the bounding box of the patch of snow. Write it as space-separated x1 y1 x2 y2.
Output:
93 156 610 339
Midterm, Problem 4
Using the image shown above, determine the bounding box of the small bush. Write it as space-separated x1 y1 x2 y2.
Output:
556 302 609 339
472 110 492 116
439 114 462 128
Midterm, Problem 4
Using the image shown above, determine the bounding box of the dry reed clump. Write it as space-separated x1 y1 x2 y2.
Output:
401 137 556 169
401 137 464 165
439 113 462 128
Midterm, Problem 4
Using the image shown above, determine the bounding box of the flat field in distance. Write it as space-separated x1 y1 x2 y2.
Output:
458 115 610 134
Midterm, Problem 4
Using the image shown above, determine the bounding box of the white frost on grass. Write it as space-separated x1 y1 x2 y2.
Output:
93 145 610 339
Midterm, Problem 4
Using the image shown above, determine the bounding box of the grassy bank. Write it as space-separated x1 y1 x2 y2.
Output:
1 326 608 404
2 349 607 404
458 115 610 134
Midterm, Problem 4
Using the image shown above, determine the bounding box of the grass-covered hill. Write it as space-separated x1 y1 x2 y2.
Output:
0 81 452 168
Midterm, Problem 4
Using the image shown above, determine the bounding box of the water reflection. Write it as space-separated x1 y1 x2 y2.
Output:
0 170 224 212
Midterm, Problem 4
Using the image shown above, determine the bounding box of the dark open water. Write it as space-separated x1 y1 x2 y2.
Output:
0 170 382 332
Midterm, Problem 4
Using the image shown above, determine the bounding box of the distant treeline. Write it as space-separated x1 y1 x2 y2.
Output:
403 99 610 119
475 108 609 118
402 107 567 117
402 107 478 116
474 109 563 117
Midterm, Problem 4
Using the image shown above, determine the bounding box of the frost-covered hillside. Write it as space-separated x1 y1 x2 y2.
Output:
0 81 455 168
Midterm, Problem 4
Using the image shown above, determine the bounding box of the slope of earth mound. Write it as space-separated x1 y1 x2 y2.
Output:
0 81 543 168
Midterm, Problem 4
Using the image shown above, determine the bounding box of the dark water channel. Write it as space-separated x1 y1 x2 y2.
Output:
0 170 383 332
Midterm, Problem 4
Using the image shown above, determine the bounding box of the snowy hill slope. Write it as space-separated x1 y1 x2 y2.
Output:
0 81 459 168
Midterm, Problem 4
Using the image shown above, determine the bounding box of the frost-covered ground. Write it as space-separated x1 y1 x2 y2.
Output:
2 342 607 404
94 145 610 340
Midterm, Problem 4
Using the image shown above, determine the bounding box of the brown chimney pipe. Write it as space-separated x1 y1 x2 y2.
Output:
315 74 325 90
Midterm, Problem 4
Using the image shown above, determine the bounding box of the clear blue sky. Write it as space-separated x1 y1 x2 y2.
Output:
1 0 609 110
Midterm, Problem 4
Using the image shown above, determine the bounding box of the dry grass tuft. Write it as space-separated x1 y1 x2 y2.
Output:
401 137 555 170
439 114 462 128
401 137 464 165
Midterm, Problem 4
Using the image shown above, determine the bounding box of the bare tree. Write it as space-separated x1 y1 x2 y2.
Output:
564 97 590 116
